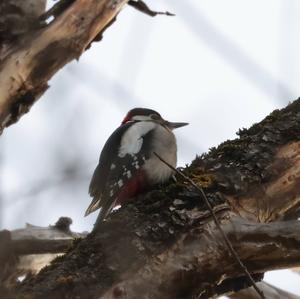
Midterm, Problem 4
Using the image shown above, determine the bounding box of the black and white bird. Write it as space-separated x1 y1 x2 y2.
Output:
85 108 188 226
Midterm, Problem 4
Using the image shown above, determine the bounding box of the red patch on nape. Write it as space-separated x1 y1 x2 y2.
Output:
121 112 131 124
116 170 147 205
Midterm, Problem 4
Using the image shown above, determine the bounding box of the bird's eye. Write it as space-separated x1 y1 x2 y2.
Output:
150 114 160 120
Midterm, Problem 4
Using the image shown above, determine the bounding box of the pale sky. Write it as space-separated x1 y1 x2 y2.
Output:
1 0 300 296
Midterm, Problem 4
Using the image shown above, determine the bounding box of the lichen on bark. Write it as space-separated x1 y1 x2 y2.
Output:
12 98 300 299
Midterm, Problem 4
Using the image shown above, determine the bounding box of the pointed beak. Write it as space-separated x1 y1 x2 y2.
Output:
164 121 189 130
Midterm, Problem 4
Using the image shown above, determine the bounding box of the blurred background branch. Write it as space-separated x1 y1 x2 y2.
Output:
0 0 129 133
0 217 87 288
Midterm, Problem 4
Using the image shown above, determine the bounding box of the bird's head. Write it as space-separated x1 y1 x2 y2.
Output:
122 108 188 130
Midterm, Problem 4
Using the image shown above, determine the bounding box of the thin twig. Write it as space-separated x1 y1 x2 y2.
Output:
154 152 266 299
128 0 175 17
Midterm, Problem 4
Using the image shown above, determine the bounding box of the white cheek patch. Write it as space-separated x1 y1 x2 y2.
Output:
118 122 155 157
110 164 116 170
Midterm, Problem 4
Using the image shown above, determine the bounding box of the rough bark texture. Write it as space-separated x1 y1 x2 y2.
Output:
6 99 299 299
0 0 129 133
0 0 46 43
229 282 300 299
3 1 298 298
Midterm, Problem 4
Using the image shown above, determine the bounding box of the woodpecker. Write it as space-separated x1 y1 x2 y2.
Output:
85 108 188 225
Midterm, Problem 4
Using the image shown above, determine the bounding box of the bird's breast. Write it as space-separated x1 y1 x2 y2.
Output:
143 126 177 184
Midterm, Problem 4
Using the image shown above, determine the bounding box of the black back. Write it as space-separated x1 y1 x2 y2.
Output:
87 120 155 226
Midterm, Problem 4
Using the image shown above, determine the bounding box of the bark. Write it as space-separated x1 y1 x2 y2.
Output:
229 281 300 299
5 98 299 299
0 218 86 286
0 0 46 42
3 1 298 298
0 0 129 133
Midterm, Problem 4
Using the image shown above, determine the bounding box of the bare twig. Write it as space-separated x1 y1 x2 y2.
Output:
128 0 175 17
154 152 266 299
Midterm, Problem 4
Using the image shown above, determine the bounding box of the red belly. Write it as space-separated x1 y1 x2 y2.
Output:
115 170 148 206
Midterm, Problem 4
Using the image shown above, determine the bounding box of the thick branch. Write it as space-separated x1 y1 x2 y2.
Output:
193 99 300 222
227 139 300 222
229 281 300 299
0 218 86 285
9 99 300 298
100 219 300 299
0 0 46 43
12 239 71 255
0 0 129 133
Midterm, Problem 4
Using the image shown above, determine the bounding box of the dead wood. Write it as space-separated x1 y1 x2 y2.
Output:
0 0 129 133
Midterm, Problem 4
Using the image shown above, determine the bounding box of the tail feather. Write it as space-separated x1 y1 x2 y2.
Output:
84 197 101 217
92 201 115 231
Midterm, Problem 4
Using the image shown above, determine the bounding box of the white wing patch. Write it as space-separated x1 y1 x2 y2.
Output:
117 180 124 187
118 122 156 157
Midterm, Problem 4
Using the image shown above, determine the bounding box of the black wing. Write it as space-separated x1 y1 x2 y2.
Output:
85 122 154 222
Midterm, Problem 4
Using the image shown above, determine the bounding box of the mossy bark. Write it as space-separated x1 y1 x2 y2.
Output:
12 99 300 299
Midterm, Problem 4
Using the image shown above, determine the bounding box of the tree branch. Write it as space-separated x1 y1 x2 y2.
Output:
0 0 47 43
229 281 300 299
9 99 299 299
0 218 86 286
100 219 300 299
0 0 129 133
154 152 265 299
